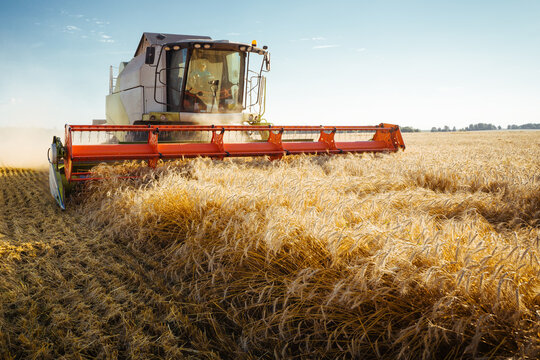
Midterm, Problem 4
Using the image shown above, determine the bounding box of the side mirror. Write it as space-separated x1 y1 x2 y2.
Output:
145 47 156 64
264 53 271 71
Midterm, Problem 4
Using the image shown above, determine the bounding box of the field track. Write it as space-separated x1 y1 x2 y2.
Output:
0 168 224 359
0 131 539 359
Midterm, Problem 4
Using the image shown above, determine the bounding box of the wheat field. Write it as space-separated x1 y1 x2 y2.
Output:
1 131 539 359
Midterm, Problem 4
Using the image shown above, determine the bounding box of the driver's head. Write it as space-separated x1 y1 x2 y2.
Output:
198 62 207 71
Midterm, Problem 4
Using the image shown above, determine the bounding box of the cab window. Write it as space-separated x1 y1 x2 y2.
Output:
183 49 245 113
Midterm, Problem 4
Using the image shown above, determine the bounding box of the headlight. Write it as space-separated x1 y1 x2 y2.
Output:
173 45 180 50
239 46 246 51
203 44 211 49
194 43 201 49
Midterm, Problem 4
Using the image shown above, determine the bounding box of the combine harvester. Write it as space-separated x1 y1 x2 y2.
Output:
48 33 405 209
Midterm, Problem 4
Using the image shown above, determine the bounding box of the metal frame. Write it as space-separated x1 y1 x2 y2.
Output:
62 124 405 182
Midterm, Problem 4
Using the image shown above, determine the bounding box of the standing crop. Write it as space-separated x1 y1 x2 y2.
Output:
79 131 540 359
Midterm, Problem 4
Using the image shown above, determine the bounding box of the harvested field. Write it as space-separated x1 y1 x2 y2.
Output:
1 131 539 359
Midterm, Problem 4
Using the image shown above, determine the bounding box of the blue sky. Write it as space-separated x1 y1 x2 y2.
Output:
1 0 539 130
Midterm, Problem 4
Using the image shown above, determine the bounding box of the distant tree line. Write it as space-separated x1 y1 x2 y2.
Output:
400 126 421 133
463 123 500 131
430 125 458 132
407 123 539 132
507 123 540 130
431 123 506 132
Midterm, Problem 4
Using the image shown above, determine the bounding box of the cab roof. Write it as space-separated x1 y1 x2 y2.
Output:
135 32 212 57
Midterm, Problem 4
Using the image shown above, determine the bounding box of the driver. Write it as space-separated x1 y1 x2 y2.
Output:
183 61 214 112
191 62 213 90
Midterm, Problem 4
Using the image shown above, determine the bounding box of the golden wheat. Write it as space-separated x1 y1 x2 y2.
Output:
0 131 538 359
78 131 540 359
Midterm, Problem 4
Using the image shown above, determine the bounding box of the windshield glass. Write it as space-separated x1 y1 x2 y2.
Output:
183 49 245 113
167 48 187 112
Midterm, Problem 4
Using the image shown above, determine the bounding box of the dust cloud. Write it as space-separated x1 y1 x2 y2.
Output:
0 128 59 169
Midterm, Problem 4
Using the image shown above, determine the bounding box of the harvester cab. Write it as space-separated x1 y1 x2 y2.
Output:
106 33 270 130
48 32 405 209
